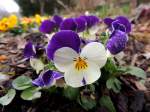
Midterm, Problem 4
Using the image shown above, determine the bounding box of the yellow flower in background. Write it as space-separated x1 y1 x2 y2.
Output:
0 22 8 32
35 14 42 26
0 15 18 32
0 14 48 32
7 15 18 28
0 18 9 32
20 17 33 31
21 17 33 25
34 14 48 26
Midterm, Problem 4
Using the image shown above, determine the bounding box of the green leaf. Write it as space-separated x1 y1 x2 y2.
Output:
119 66 146 79
21 87 41 101
30 58 44 74
46 61 56 70
100 32 110 45
12 76 32 90
104 58 117 74
63 86 79 100
106 77 121 93
78 96 96 110
99 95 116 112
0 89 16 106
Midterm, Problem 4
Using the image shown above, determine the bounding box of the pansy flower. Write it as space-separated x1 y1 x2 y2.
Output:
24 41 36 59
75 17 87 32
79 15 100 40
46 30 81 60
52 15 63 28
104 16 131 33
60 17 86 32
23 38 45 59
39 19 55 33
46 30 107 87
106 30 128 55
80 15 100 28
32 70 63 87
60 15 100 33
60 18 77 31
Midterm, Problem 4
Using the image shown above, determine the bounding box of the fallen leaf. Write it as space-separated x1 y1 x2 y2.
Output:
142 53 150 59
129 91 145 112
0 72 9 83
0 55 8 62
133 81 147 91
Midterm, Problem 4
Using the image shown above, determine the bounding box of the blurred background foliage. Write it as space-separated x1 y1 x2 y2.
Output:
15 0 76 16
15 0 150 17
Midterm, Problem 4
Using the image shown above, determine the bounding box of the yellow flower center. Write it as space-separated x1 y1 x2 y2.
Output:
74 57 88 71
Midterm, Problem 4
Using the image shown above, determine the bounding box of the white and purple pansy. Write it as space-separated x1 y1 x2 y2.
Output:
32 70 63 87
46 30 81 60
60 17 87 32
79 15 100 28
46 30 107 87
60 15 100 33
79 15 101 39
104 16 131 33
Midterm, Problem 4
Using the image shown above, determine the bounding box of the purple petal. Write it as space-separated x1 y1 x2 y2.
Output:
60 18 77 31
103 18 114 26
82 77 86 85
53 71 63 79
104 16 131 33
46 30 81 60
39 20 55 33
52 15 63 28
112 20 126 32
75 17 87 32
32 75 45 87
106 30 128 55
115 16 131 33
24 42 36 58
32 70 63 87
41 70 54 86
80 15 100 28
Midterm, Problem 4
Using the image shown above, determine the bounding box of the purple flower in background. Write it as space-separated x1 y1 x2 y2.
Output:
75 17 87 32
24 41 36 59
60 16 99 32
32 70 63 87
39 20 55 33
60 17 87 32
46 30 81 60
80 15 100 28
52 15 63 28
106 30 128 55
60 18 77 31
104 16 131 33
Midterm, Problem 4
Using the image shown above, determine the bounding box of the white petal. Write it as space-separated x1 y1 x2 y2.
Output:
64 61 101 88
64 64 84 88
106 49 113 58
54 47 79 72
89 25 100 35
81 42 107 68
83 61 101 85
